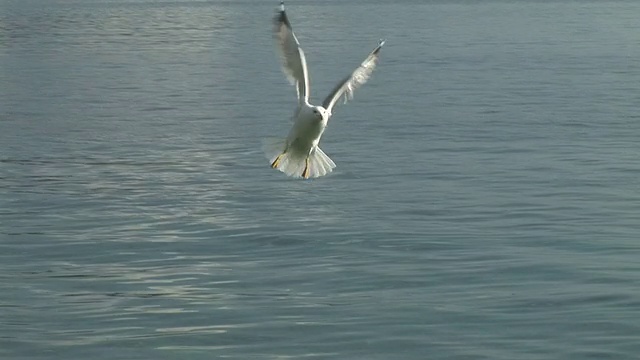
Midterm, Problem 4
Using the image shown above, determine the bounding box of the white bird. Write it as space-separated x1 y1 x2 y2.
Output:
264 1 385 179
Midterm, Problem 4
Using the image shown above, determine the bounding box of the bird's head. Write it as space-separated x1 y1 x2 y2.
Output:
311 106 328 121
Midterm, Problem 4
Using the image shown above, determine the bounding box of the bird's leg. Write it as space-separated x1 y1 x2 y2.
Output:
271 145 289 169
301 157 310 179
271 153 285 168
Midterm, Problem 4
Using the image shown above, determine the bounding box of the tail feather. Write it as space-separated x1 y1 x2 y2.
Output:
262 138 336 179
309 146 336 178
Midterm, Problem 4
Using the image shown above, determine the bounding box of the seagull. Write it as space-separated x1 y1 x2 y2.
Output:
264 1 385 179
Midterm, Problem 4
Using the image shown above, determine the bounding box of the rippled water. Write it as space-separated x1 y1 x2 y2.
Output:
2 0 640 359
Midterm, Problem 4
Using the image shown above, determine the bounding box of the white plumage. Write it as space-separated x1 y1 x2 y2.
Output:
266 1 385 179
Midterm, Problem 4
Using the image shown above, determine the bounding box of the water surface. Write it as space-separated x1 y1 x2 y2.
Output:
1 0 640 359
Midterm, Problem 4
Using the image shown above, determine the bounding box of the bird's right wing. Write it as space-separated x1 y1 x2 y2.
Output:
322 40 385 114
273 2 310 105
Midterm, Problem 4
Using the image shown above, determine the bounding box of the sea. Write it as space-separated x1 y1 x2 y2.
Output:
1 0 639 359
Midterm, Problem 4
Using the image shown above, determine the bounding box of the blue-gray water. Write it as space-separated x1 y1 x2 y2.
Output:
2 0 640 359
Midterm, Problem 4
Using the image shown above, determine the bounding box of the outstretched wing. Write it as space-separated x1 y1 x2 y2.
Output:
322 40 385 114
273 2 310 104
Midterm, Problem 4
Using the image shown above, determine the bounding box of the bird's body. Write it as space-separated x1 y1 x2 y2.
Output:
264 104 333 179
266 2 384 179
286 105 328 153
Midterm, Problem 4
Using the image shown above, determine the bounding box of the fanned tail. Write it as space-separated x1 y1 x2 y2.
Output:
262 139 336 179
308 146 336 178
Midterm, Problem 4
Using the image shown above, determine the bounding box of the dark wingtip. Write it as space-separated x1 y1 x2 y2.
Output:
275 1 291 29
371 39 385 55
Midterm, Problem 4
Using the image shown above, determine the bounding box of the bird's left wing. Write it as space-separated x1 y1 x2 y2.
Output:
273 2 310 105
322 40 385 114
